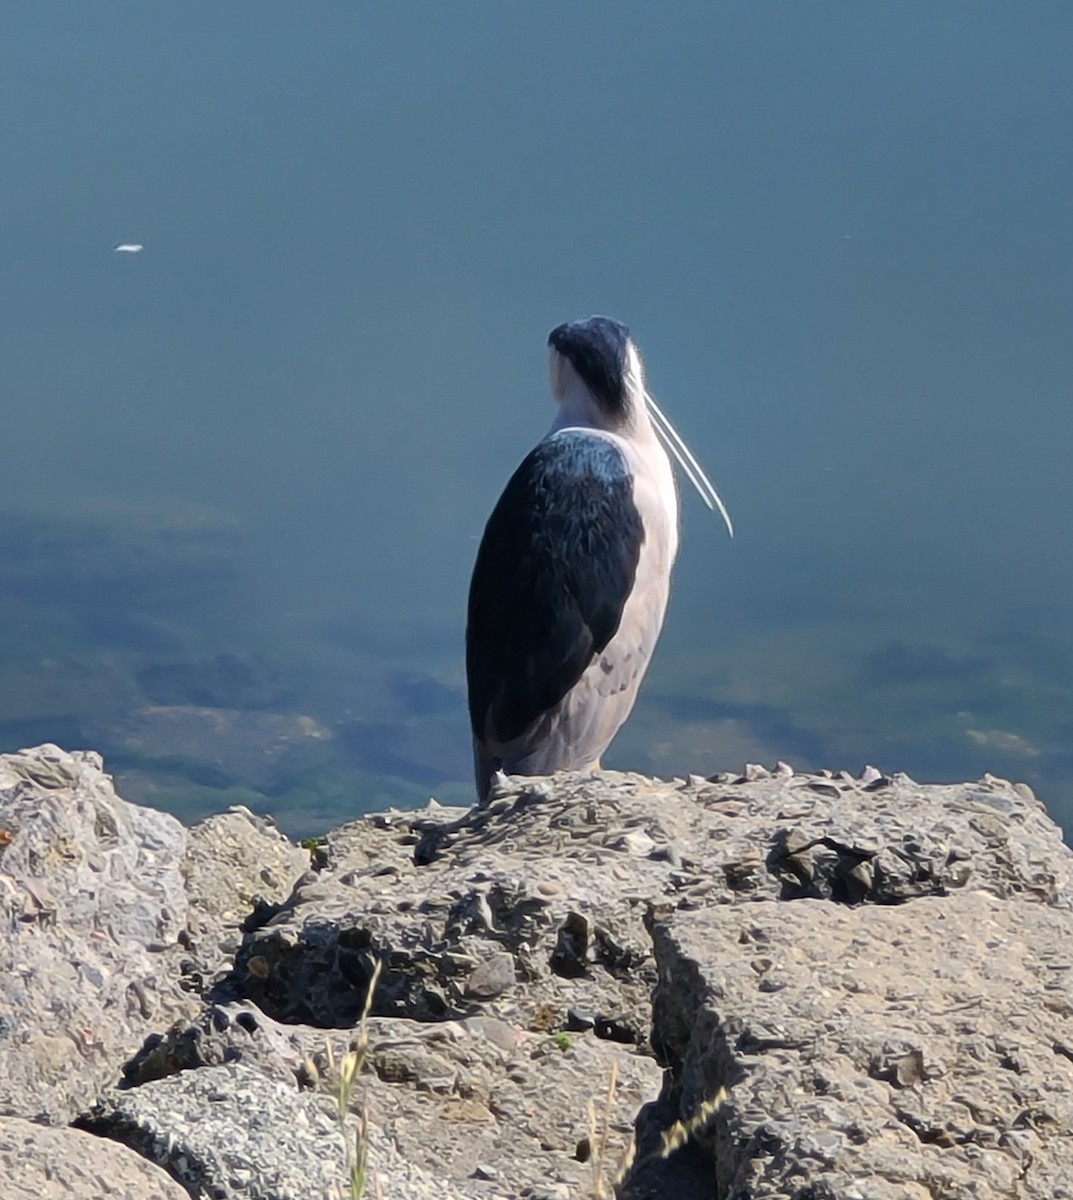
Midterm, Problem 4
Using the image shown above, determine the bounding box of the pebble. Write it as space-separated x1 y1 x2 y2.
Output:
465 952 516 1000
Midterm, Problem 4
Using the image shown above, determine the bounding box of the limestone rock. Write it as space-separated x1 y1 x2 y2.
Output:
83 1062 392 1200
0 744 194 1123
0 1115 190 1200
650 892 1073 1198
4 745 1073 1198
122 995 658 1196
0 745 312 1125
231 769 1070 1042
179 804 312 988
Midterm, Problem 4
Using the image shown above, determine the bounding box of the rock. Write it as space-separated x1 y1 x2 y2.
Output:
0 746 312 1126
86 1058 468 1199
82 1062 385 1200
3 745 1073 1198
0 745 195 1123
232 773 675 1038
359 1021 656 1191
121 991 657 1196
231 768 1071 1039
649 893 1073 1197
465 950 516 998
180 804 312 986
739 762 771 782
0 1114 190 1200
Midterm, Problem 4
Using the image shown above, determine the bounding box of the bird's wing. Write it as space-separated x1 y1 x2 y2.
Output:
466 430 643 748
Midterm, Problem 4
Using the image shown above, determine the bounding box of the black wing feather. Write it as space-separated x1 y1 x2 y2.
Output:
466 431 643 746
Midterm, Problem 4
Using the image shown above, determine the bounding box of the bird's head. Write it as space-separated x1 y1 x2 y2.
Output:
547 315 644 432
546 314 734 537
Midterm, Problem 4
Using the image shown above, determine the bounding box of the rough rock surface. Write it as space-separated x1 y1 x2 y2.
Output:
81 1062 357 1200
652 894 1073 1198
120 997 657 1197
235 768 1071 1026
0 1114 190 1200
179 803 311 989
0 745 194 1123
2 745 1073 1199
0 744 308 1125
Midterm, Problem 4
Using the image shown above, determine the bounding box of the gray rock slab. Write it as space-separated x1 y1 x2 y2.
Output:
7 749 1073 1198
232 769 1070 1039
650 891 1073 1199
0 746 312 1125
180 804 312 987
123 997 660 1196
84 1061 469 1200
0 744 196 1123
0 1114 190 1200
217 767 1073 1195
358 1023 658 1194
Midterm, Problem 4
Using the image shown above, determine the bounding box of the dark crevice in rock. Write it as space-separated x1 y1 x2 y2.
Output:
619 1096 719 1200
239 896 289 934
768 829 888 906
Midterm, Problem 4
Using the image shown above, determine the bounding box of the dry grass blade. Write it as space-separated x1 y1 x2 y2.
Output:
587 1061 620 1199
324 959 383 1200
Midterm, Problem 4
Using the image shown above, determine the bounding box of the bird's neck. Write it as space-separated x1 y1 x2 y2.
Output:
549 384 657 445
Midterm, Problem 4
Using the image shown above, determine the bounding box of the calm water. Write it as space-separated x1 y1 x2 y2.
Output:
3 5 1072 837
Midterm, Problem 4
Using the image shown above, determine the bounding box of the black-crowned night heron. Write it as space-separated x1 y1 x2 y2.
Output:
466 316 732 802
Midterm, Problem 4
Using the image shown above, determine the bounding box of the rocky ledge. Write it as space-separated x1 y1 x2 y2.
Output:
1 744 1072 1199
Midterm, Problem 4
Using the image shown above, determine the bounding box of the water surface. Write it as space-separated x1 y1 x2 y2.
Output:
2 5 1072 836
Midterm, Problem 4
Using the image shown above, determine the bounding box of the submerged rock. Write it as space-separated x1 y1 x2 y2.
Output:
1 744 1072 1198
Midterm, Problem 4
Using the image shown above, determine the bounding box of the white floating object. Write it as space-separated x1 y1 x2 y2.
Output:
114 243 144 253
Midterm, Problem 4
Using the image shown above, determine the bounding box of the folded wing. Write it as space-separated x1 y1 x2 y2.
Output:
466 430 644 754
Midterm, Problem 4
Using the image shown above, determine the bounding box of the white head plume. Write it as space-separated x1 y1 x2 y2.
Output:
645 391 734 538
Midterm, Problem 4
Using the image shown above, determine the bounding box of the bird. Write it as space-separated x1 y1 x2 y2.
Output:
465 315 732 803
113 243 144 253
